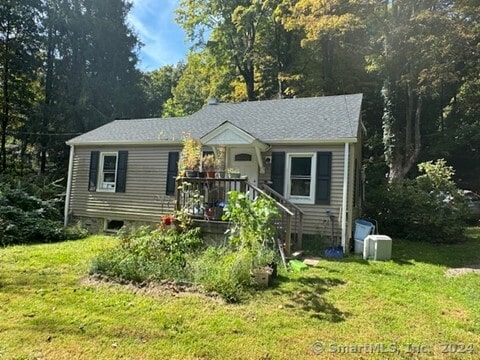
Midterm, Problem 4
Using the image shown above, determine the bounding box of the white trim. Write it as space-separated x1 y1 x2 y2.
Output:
64 144 75 227
66 138 357 147
255 146 265 174
285 153 317 205
97 152 118 192
341 143 349 251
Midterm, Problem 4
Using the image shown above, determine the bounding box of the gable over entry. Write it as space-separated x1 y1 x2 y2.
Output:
200 121 270 174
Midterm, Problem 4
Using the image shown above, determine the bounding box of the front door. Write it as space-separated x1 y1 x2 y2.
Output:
229 148 258 185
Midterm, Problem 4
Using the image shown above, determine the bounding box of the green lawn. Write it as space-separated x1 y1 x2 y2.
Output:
1 229 480 359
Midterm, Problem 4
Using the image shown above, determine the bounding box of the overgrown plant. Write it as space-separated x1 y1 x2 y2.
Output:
0 182 87 245
364 159 468 242
222 190 279 253
92 225 202 282
180 133 202 171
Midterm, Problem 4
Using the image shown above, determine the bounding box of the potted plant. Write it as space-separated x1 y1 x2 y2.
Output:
181 133 201 177
214 146 226 178
252 247 278 286
202 154 216 178
227 168 241 179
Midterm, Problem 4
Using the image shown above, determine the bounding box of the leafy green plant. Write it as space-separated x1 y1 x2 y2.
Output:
92 225 203 282
0 182 86 246
192 246 253 303
222 190 279 253
365 159 468 242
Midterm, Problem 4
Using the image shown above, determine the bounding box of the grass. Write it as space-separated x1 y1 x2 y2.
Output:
1 229 480 359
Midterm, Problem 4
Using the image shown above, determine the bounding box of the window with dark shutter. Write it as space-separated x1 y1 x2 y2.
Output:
166 152 179 196
271 152 285 195
88 151 100 192
315 152 332 205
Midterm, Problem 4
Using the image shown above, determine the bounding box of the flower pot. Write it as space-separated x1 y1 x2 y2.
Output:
215 171 225 179
206 171 216 178
185 170 198 178
227 172 241 179
252 267 272 287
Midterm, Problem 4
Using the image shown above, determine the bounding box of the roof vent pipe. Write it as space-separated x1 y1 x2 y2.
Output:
207 98 219 105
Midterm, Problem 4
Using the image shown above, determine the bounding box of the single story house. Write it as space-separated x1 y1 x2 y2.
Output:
65 94 364 251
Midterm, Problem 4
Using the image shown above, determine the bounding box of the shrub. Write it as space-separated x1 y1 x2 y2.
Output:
365 159 468 243
192 247 253 303
0 183 86 246
91 225 203 282
222 190 279 253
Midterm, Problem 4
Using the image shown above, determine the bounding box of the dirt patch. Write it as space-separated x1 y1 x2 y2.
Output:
80 274 223 302
444 265 480 277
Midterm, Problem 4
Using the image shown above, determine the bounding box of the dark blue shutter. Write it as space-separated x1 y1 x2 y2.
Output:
166 152 179 196
88 151 100 192
116 151 128 193
271 152 285 195
316 152 332 205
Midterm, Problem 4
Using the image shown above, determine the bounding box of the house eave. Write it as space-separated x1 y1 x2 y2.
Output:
267 138 358 145
65 140 183 146
66 137 358 147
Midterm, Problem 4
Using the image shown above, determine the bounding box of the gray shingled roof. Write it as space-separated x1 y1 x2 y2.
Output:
67 94 363 145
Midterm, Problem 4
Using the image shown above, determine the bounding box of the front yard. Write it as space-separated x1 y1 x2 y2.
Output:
1 229 480 359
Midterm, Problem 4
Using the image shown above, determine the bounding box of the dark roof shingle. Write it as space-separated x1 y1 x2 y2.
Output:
67 94 362 145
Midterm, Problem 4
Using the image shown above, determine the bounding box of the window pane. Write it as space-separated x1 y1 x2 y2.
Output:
291 157 311 176
103 156 117 171
291 179 311 196
103 172 116 183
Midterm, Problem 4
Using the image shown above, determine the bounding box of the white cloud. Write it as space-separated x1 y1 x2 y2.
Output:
128 0 189 71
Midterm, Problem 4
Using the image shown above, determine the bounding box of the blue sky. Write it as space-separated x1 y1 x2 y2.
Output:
128 0 189 71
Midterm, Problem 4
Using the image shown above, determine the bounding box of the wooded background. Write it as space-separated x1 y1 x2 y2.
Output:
1 0 479 191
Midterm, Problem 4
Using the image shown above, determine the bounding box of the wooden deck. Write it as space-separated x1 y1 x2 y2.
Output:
175 177 304 255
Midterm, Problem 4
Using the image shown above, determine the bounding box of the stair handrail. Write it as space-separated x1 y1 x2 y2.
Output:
260 184 305 215
245 181 294 216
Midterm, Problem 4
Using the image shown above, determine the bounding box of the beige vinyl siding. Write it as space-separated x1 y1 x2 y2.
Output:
69 145 181 223
260 145 346 236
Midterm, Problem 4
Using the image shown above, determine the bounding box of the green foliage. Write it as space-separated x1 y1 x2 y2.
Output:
222 190 279 253
91 225 203 282
191 246 253 303
365 159 468 243
0 182 87 245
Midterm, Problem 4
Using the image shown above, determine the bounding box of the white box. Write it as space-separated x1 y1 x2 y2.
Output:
363 235 392 261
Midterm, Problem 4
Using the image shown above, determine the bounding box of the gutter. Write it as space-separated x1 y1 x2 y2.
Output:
341 143 349 251
64 144 75 227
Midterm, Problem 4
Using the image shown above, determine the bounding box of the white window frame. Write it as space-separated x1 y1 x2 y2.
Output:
285 153 317 204
97 152 118 192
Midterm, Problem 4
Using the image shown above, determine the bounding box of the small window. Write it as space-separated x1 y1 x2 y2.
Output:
234 153 252 161
98 152 118 192
105 220 124 231
286 153 316 204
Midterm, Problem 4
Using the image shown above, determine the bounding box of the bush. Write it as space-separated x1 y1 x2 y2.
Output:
192 247 253 303
365 159 468 243
0 182 86 246
91 225 203 282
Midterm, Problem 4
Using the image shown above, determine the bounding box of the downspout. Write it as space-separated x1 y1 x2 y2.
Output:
64 144 75 227
341 142 349 251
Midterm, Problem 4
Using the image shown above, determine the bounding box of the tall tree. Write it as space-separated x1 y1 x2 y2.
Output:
0 0 40 173
376 0 476 180
177 0 275 101
141 63 184 118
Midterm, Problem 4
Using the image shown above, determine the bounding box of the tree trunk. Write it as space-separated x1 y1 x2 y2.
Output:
1 26 10 173
40 23 55 174
388 93 423 181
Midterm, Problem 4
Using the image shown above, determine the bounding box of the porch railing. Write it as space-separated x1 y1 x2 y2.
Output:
174 177 304 255
260 184 305 250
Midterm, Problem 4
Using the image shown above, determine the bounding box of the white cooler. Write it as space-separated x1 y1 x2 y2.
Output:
363 235 392 261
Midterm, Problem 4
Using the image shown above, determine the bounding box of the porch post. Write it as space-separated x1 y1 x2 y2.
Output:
64 144 75 227
341 142 349 251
